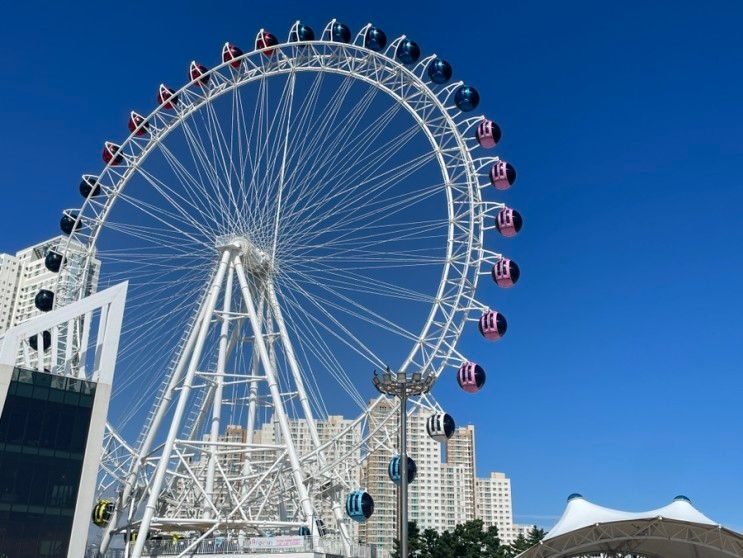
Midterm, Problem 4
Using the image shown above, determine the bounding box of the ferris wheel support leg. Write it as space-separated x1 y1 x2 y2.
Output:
98 287 213 557
266 281 352 551
204 264 234 519
233 259 322 549
130 248 233 558
243 289 264 473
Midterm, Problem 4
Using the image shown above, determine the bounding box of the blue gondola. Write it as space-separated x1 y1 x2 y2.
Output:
388 455 417 485
427 59 452 84
34 290 54 312
60 211 82 235
331 22 351 43
396 39 420 64
454 85 480 112
365 27 387 51
44 250 65 273
79 175 101 198
346 490 374 523
28 330 52 352
290 24 315 42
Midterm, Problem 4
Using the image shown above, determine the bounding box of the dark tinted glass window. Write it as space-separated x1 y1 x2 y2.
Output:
0 368 96 558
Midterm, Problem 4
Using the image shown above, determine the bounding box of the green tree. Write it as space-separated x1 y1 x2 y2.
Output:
506 526 546 557
418 528 440 558
393 518 516 557
431 519 506 558
391 521 422 558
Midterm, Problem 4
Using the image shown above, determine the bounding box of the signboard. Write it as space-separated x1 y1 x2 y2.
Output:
248 536 307 551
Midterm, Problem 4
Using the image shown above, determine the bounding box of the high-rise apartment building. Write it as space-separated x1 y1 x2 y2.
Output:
444 425 477 526
475 471 534 544
358 398 397 549
360 405 481 548
0 236 100 334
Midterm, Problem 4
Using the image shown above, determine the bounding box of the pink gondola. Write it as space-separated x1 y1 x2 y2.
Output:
495 207 523 237
491 258 520 288
457 361 486 393
475 118 501 148
478 310 507 341
489 160 516 190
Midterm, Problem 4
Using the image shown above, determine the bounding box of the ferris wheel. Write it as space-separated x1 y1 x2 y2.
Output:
41 18 523 557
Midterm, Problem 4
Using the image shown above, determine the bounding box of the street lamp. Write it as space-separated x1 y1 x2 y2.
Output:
373 367 434 558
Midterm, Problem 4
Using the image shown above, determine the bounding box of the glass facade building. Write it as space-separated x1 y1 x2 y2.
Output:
0 367 96 557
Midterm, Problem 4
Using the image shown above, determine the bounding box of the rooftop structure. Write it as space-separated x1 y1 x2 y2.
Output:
519 494 743 558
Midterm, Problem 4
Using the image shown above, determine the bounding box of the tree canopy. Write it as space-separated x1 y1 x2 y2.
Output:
390 520 546 558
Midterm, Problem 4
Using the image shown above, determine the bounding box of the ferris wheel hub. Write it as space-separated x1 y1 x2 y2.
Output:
216 234 273 274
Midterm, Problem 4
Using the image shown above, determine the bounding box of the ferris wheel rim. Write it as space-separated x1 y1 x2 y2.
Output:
54 32 487 390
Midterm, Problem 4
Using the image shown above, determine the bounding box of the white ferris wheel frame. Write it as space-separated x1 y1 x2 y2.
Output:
50 19 509 556
55 22 503 383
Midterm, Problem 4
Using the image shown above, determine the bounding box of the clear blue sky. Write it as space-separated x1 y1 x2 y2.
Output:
1 0 741 531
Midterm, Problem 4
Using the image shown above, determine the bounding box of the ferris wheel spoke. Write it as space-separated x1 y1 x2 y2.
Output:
153 135 227 229
202 97 250 232
254 73 299 246
133 165 222 232
279 81 382 211
281 178 443 253
278 90 401 228
282 99 409 222
231 78 268 236
278 73 358 189
287 220 446 260
285 265 437 304
279 287 371 410
282 149 438 246
284 270 422 343
282 83 425 212
176 119 236 230
100 219 212 255
276 276 386 371
113 185 216 245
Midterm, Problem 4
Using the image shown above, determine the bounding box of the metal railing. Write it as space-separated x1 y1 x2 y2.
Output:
139 536 383 557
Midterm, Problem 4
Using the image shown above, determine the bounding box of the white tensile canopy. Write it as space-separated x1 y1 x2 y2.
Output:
518 494 743 558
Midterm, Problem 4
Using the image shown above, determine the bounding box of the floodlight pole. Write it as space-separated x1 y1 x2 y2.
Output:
373 369 433 558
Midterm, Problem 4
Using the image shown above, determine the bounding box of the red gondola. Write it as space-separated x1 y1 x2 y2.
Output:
128 111 149 136
190 61 210 86
158 84 178 109
102 142 123 165
222 42 244 68
256 30 279 57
